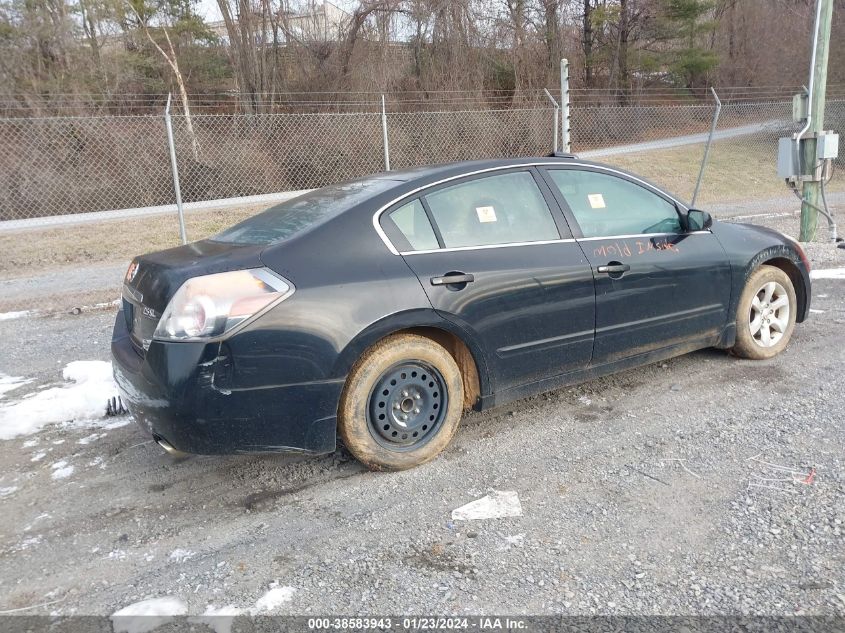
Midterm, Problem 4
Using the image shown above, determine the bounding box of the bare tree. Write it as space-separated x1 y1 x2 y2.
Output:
130 3 199 159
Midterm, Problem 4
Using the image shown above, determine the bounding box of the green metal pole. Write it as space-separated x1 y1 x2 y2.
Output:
800 0 834 242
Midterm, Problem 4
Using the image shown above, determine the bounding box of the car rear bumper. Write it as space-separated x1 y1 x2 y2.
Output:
111 310 341 455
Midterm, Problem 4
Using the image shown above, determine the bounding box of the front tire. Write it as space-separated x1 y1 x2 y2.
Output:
338 334 464 471
731 265 797 360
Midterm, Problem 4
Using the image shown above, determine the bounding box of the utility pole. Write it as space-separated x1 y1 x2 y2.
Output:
800 0 834 242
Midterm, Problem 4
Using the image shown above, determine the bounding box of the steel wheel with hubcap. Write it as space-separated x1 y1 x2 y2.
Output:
339 333 464 470
732 265 797 360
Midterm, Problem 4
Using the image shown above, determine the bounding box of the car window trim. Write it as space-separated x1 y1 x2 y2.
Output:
400 238 578 256
577 231 711 241
400 230 712 256
418 196 446 249
529 166 575 240
372 162 690 255
381 199 417 253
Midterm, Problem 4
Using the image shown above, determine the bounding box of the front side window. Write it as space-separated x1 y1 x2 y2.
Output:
423 171 560 248
547 169 681 238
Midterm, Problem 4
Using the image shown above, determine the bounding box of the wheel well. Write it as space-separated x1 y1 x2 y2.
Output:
762 257 808 322
394 326 482 411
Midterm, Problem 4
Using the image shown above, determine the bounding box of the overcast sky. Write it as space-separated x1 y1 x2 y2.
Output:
193 0 357 24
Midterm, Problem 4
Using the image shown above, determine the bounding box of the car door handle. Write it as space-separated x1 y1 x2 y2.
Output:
597 263 631 274
430 273 475 286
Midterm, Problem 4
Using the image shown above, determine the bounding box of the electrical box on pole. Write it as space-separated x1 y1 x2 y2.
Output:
792 91 809 123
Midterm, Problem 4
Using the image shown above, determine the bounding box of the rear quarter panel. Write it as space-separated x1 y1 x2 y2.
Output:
226 200 447 390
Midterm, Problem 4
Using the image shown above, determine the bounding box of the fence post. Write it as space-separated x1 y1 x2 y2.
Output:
381 94 391 171
165 93 187 245
543 89 559 153
560 59 571 153
691 88 722 208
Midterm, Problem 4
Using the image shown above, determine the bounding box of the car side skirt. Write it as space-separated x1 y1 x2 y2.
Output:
478 330 723 410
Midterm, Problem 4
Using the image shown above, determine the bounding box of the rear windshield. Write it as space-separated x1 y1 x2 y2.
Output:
211 177 400 245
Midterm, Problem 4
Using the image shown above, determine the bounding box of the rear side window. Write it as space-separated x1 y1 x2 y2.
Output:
547 169 681 238
423 171 560 248
386 199 439 251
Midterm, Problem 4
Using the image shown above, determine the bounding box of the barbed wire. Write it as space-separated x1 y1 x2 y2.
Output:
4 84 844 117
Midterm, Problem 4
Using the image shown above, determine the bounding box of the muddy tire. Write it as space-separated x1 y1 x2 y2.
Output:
731 265 797 360
338 334 464 471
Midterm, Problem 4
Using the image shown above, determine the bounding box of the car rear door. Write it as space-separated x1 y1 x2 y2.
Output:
540 165 732 366
378 167 595 393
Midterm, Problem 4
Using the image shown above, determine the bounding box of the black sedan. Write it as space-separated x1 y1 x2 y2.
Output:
112 156 811 470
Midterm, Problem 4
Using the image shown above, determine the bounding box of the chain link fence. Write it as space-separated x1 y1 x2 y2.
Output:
1 96 843 313
0 116 173 221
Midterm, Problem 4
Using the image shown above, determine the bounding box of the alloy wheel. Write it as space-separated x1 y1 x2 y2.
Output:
749 281 790 348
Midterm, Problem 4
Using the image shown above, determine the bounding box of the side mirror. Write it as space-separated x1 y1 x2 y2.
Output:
687 209 712 231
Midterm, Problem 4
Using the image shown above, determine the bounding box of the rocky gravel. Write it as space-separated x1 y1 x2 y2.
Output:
0 221 843 618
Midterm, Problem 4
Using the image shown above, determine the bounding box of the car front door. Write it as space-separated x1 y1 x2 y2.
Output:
541 165 732 366
379 168 595 393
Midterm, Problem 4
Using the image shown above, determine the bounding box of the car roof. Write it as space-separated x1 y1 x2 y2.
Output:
365 155 687 211
379 155 580 182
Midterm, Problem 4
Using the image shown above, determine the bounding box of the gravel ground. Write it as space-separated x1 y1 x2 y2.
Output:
0 217 843 618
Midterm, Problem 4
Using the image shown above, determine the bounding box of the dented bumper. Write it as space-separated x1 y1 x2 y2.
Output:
110 310 341 455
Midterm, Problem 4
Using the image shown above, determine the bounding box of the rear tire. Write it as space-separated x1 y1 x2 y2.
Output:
338 334 464 471
731 265 797 360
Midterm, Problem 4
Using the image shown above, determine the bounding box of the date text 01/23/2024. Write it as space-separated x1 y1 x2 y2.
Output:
306 616 529 630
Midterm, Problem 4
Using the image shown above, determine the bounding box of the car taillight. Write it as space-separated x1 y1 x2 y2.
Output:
153 268 294 341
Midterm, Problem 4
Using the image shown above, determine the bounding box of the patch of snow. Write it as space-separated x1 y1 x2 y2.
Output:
88 456 105 468
504 533 526 546
189 605 243 633
23 512 50 531
0 485 18 498
253 585 296 613
809 308 825 314
0 373 31 399
18 535 42 551
106 549 127 560
31 451 47 462
0 310 30 321
77 432 105 445
578 394 592 405
111 597 188 633
99 417 132 430
452 490 523 521
51 466 74 480
169 549 196 563
810 267 845 280
22 438 38 447
50 460 74 480
0 361 122 440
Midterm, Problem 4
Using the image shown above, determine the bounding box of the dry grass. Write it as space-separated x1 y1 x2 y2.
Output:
0 203 270 278
604 139 844 206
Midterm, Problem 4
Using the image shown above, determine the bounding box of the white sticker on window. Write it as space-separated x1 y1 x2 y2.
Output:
476 206 497 223
588 193 606 209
